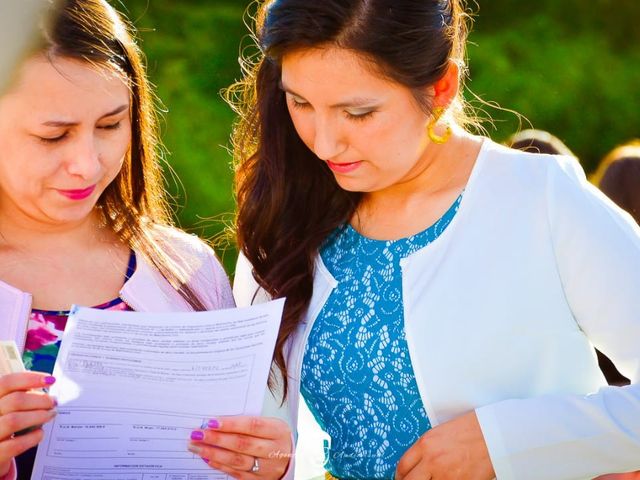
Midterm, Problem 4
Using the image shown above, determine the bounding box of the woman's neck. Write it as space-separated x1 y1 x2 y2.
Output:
0 208 131 310
353 131 482 240
0 209 111 255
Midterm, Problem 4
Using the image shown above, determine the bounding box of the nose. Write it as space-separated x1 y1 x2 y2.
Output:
65 134 101 180
312 116 347 161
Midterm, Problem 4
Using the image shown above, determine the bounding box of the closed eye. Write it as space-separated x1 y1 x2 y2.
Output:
98 121 122 131
287 93 311 110
344 109 376 121
38 132 68 144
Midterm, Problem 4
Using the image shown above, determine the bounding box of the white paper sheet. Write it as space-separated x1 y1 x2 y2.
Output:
31 299 284 480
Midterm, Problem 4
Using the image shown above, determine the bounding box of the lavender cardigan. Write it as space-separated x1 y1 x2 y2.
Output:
0 225 235 480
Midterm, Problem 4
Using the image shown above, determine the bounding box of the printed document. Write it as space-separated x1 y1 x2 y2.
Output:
31 299 284 480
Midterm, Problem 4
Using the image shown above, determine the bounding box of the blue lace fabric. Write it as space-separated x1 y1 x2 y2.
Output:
301 195 462 480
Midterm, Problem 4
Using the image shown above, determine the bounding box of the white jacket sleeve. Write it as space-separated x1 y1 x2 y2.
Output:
476 155 640 479
233 252 272 307
233 253 297 480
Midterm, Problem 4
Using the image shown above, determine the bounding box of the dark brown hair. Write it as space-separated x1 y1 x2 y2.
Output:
593 140 640 225
229 0 472 399
43 0 206 310
506 129 575 157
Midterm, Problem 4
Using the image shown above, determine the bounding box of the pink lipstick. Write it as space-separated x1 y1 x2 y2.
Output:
326 160 362 174
58 185 96 201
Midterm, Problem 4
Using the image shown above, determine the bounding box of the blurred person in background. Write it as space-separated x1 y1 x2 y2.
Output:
230 0 640 479
506 128 575 156
592 140 640 225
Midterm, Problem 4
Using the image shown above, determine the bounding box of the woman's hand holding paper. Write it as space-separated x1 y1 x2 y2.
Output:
188 415 292 479
0 372 57 475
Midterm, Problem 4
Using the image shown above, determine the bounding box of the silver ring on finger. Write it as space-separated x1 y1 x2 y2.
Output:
250 456 260 473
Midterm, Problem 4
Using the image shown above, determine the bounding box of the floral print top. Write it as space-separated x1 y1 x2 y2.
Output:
23 299 132 374
21 251 136 374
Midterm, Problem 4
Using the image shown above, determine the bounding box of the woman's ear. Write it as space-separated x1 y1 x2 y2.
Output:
431 61 460 109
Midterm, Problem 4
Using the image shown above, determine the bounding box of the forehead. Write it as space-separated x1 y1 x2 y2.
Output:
281 46 401 98
1 55 130 116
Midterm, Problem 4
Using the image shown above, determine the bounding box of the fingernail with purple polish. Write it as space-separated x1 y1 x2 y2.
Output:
202 458 210 464
190 430 204 441
207 418 220 429
44 376 56 385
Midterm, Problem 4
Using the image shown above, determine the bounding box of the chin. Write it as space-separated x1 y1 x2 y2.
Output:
334 179 376 193
46 206 97 225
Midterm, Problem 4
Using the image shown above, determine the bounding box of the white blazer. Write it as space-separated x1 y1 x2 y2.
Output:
234 139 640 480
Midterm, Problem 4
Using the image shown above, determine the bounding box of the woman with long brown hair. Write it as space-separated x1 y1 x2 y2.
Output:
0 1 291 478
230 1 640 479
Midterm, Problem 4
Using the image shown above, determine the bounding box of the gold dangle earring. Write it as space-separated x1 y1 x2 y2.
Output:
427 106 452 144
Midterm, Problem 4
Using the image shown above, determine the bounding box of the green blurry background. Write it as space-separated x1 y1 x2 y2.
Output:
118 0 640 274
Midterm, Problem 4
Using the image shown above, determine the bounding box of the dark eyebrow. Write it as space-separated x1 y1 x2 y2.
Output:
41 104 129 127
280 81 378 109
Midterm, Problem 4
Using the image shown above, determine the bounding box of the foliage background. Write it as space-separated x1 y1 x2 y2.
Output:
118 0 640 273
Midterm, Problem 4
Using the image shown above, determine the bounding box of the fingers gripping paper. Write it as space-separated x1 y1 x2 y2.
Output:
30 299 285 480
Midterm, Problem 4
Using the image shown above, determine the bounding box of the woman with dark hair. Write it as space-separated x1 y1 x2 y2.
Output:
229 1 640 479
506 129 575 157
0 1 291 479
593 141 640 225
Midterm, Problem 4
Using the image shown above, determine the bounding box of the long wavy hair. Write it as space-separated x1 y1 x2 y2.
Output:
40 0 206 310
229 0 472 399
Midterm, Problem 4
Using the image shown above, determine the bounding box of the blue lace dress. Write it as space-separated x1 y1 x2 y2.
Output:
301 195 462 480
